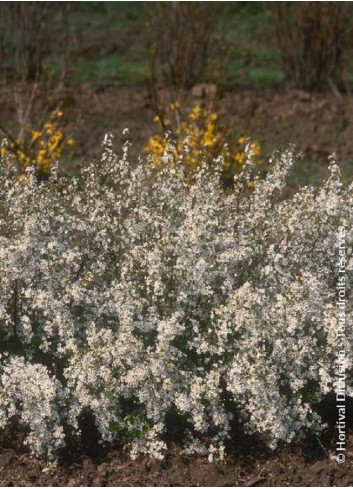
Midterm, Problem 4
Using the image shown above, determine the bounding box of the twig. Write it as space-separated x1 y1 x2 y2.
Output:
13 279 19 340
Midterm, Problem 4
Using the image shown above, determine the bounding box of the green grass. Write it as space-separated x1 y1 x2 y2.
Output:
45 1 284 89
4 2 353 91
47 2 149 87
0 1 291 89
71 54 148 87
217 2 282 87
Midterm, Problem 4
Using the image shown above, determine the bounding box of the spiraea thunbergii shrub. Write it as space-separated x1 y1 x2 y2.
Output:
0 136 352 460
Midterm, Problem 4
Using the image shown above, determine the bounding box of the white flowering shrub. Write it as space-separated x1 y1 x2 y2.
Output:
0 136 352 460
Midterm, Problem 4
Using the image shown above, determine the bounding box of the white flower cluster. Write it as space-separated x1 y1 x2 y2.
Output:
0 138 352 460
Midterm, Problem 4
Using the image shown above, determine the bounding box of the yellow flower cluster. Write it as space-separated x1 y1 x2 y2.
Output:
0 110 74 174
234 138 261 165
144 103 262 183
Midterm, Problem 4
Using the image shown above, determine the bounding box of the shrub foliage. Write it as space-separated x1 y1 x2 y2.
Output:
0 137 352 460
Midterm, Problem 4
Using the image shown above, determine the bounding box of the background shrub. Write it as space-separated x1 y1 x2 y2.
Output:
272 2 351 91
145 2 220 89
144 102 262 184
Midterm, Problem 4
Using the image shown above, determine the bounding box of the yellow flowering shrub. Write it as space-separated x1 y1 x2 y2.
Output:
144 103 262 184
0 110 74 174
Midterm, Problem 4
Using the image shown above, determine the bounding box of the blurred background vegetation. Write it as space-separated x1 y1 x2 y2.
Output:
1 1 353 185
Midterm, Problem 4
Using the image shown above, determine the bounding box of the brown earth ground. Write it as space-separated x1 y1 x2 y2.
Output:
0 431 352 487
1 84 353 183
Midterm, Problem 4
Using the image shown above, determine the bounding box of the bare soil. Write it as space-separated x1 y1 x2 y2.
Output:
64 85 353 174
0 430 352 487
